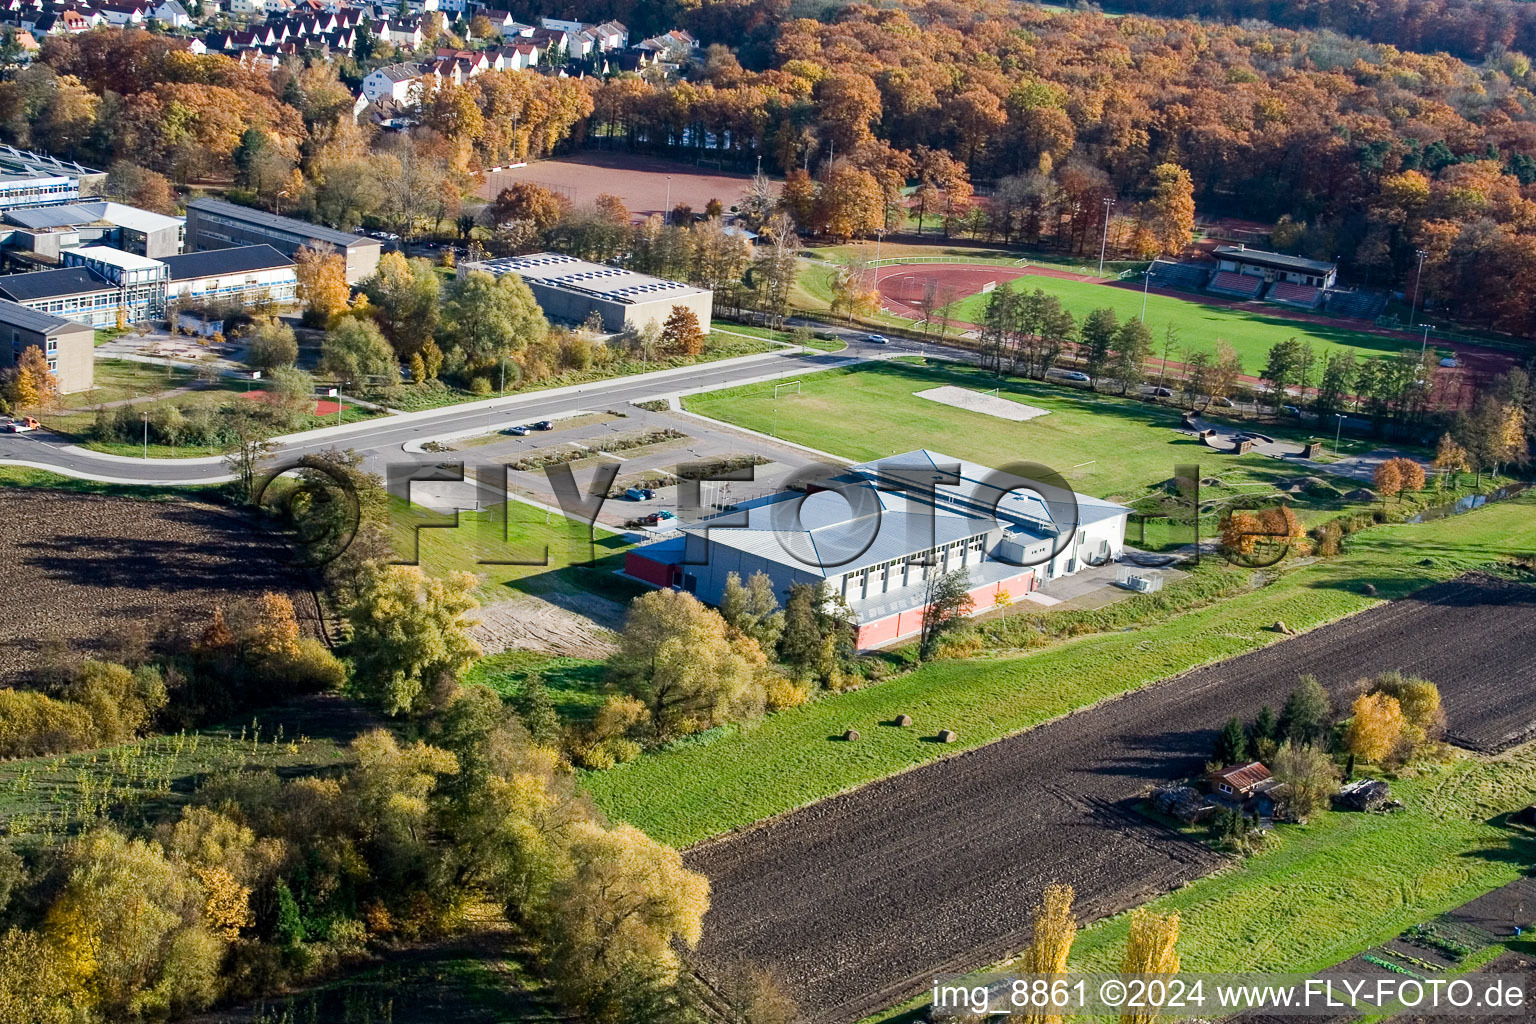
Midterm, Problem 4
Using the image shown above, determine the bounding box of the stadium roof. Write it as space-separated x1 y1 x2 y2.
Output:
463 252 709 305
0 267 112 301
164 244 292 280
186 197 375 249
1213 245 1335 275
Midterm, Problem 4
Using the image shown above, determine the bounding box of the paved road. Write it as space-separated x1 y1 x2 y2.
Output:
0 339 901 486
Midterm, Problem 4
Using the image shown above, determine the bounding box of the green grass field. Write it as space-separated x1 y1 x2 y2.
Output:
865 742 1536 1023
393 496 636 606
584 494 1536 847
0 716 350 847
684 360 1360 508
938 273 1434 371
464 651 608 722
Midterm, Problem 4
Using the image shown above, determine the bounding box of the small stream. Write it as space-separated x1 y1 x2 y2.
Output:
1405 481 1531 523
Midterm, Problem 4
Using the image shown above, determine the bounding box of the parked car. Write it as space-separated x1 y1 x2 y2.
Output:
1 416 40 433
1439 356 1459 368
1060 370 1091 382
505 425 531 436
533 420 554 430
1281 404 1301 416
624 486 653 501
865 334 890 344
1212 396 1236 407
1151 386 1174 398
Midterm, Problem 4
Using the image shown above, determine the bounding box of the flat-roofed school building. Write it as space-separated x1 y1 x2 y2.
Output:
184 198 382 284
459 252 712 335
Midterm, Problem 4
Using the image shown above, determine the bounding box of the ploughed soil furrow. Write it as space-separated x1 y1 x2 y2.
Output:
0 490 317 685
687 573 1536 1023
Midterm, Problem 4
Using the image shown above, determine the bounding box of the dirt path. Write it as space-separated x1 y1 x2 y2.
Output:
686 573 1536 1023
469 590 624 659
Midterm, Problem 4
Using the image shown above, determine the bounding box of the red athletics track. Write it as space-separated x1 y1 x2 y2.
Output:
868 261 1518 404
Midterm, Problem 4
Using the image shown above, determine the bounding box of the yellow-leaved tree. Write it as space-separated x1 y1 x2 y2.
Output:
1120 909 1180 1024
545 821 711 1015
294 243 351 324
1022 883 1077 1024
1344 691 1405 763
344 565 481 716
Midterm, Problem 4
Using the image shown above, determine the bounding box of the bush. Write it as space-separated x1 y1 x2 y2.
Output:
255 637 346 696
469 376 492 396
0 688 96 758
63 660 167 746
569 695 648 769
764 676 813 711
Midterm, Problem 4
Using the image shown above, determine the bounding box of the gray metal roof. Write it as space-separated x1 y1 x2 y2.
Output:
0 296 86 334
666 449 1130 578
186 197 374 249
1213 245 1335 275
4 204 103 229
0 267 112 301
163 244 292 280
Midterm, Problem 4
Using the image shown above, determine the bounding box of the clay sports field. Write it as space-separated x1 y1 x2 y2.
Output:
478 151 758 220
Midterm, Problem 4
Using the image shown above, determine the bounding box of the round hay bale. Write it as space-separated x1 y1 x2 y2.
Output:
937 729 959 744
842 728 860 742
894 714 913 727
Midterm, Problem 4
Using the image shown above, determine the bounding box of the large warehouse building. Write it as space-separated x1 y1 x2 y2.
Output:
459 252 712 335
624 450 1131 648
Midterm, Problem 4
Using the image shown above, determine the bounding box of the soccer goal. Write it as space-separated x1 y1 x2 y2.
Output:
773 380 802 399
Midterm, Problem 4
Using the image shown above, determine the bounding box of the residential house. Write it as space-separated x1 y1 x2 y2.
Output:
96 0 150 25
360 60 428 103
590 19 625 50
1208 762 1279 814
377 16 422 49
152 0 189 25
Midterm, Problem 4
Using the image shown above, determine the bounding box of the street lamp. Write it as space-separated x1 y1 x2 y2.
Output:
1140 264 1153 322
1418 323 1434 361
141 411 149 459
1408 249 1428 326
1333 412 1344 458
1097 197 1115 277
665 175 672 223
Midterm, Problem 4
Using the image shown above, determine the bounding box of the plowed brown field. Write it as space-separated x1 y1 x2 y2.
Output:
687 573 1536 1023
0 490 318 684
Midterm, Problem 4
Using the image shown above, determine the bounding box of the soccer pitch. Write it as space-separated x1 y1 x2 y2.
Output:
937 273 1423 372
683 359 1350 505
